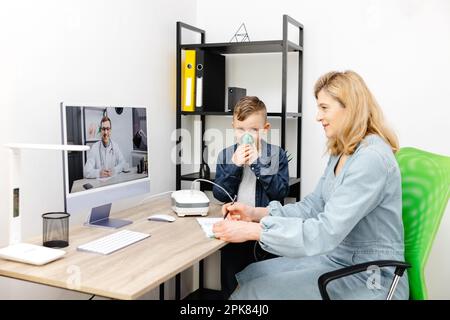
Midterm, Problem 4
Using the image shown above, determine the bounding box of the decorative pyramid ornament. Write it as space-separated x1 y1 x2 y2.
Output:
230 23 250 42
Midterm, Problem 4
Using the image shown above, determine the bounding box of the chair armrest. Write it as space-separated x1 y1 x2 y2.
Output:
318 260 411 300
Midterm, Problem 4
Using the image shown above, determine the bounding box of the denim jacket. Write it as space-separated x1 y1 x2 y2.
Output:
260 135 406 266
230 134 408 300
213 140 289 207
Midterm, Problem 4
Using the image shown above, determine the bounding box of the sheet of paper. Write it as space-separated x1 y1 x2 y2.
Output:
196 218 222 238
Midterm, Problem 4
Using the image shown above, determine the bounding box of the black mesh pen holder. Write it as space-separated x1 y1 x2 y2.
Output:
42 212 70 248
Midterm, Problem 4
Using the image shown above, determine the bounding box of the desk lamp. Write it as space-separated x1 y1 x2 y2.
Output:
0 143 89 265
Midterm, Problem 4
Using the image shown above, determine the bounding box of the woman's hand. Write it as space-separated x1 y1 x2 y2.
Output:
222 202 255 222
213 220 261 243
222 202 269 222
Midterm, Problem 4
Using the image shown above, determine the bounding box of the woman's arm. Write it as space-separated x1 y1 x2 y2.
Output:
269 157 331 219
259 148 390 258
213 220 262 242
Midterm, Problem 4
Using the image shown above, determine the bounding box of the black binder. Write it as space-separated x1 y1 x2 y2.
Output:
228 87 247 112
195 49 225 112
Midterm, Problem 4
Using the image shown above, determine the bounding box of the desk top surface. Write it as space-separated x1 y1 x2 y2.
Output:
0 195 226 300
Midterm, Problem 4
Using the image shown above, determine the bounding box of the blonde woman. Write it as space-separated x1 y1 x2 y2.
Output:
212 70 408 299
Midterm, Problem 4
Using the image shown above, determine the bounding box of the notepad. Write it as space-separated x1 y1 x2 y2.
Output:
196 218 222 238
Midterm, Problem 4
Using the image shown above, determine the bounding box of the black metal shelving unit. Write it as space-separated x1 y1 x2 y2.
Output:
173 15 304 300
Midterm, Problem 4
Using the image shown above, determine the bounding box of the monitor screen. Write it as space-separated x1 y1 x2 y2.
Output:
61 104 150 213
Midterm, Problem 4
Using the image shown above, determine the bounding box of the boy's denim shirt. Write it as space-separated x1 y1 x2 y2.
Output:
213 140 290 207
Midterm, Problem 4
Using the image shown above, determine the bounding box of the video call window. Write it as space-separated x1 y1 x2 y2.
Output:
65 106 148 194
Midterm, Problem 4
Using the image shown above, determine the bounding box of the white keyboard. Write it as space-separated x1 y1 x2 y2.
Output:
77 230 150 255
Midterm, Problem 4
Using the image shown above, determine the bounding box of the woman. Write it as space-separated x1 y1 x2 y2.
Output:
212 70 409 300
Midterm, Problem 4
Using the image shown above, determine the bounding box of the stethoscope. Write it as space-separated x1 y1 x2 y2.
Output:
99 141 115 168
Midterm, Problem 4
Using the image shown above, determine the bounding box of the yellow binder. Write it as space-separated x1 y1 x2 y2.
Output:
182 50 196 111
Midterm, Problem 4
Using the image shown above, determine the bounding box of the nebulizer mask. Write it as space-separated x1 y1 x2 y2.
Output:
240 132 255 146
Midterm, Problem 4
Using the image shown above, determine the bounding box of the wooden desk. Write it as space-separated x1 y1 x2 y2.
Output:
71 167 148 193
0 195 225 300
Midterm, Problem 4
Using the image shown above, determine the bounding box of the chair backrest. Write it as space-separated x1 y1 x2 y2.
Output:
396 147 450 300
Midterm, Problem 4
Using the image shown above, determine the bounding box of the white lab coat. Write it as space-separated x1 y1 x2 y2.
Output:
84 140 126 178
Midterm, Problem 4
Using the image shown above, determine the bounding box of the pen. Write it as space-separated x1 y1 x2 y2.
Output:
223 195 237 220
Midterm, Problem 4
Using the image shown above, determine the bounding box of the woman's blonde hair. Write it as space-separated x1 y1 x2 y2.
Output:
314 70 399 155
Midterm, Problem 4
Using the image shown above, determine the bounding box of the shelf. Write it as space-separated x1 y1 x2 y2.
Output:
183 288 225 300
181 172 216 181
181 111 302 118
182 172 300 186
176 15 303 200
288 177 301 185
181 40 302 55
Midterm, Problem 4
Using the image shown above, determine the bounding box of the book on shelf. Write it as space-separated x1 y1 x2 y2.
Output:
181 49 225 112
182 50 196 111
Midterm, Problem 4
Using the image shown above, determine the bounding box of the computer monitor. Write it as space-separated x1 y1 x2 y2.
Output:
60 103 150 228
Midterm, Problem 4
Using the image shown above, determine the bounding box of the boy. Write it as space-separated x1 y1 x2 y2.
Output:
213 96 290 298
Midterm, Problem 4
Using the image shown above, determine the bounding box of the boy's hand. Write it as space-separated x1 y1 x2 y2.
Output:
246 144 259 165
232 144 250 167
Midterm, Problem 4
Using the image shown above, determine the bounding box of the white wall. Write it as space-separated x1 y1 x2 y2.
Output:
0 0 198 299
197 0 450 298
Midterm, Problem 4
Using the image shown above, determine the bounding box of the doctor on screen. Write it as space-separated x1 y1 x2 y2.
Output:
84 116 127 178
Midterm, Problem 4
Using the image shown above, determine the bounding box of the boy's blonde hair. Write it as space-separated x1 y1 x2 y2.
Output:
233 96 267 121
314 70 399 155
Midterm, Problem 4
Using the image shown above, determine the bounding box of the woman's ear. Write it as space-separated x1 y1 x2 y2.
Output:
264 122 271 131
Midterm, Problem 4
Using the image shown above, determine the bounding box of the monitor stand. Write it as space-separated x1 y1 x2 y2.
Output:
85 203 132 229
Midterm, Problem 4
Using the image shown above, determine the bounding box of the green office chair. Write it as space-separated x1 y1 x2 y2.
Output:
318 147 450 300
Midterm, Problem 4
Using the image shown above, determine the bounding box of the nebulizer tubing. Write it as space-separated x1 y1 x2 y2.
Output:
191 178 236 203
139 135 253 206
138 179 235 206
193 147 262 261
138 190 175 206
140 179 263 259
194 177 263 262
